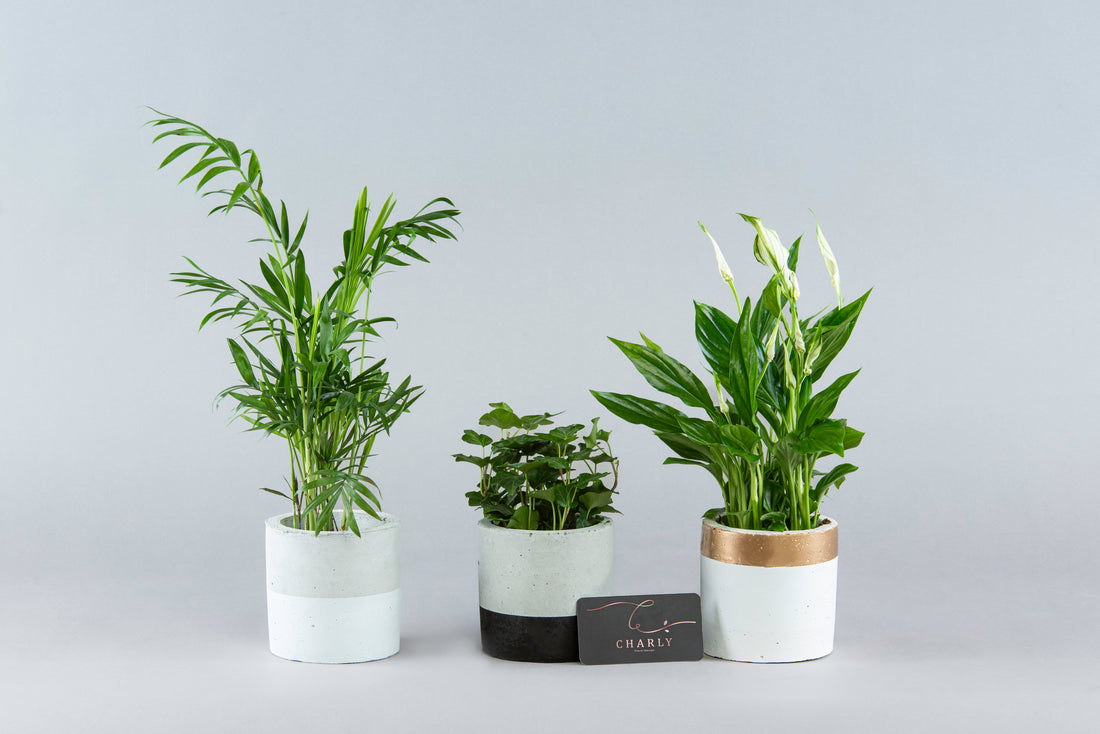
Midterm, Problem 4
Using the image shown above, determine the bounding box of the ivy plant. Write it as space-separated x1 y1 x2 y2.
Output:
456 403 620 531
592 213 868 532
148 109 459 535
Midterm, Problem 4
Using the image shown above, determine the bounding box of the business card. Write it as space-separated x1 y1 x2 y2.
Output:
576 593 703 665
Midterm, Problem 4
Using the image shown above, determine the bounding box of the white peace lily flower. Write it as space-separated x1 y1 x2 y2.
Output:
783 346 797 391
700 224 735 287
713 374 729 415
789 271 800 302
765 320 782 362
742 214 795 293
816 219 842 305
792 317 805 355
804 341 821 375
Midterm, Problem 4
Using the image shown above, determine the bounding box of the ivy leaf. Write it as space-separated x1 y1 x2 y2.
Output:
461 430 493 447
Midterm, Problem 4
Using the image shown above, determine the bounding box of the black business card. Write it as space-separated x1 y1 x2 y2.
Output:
576 593 703 665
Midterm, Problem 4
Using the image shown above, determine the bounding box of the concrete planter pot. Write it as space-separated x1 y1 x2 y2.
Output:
477 518 613 663
265 511 400 663
700 516 838 663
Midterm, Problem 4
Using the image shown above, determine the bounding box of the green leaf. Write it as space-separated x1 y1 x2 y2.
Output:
609 337 715 413
719 423 761 460
226 181 250 213
694 301 737 382
518 412 555 431
247 152 261 182
195 165 235 191
590 391 686 434
454 453 491 468
761 276 783 317
676 415 721 446
479 405 520 431
656 431 712 462
843 425 864 451
726 298 761 425
813 463 857 501
461 430 493 447
218 138 241 167
663 457 724 485
787 235 802 272
794 419 847 456
578 490 613 511
177 155 228 184
809 289 870 381
798 370 859 430
702 507 723 521
639 332 663 352
507 506 539 530
226 338 257 386
158 141 206 169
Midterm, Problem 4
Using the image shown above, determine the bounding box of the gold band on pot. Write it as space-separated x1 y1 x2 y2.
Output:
701 517 838 567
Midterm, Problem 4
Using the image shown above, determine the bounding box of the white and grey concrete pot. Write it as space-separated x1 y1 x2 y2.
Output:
477 518 613 663
700 516 838 663
265 511 399 664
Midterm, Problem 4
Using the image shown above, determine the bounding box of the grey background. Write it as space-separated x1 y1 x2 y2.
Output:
3 0 1097 730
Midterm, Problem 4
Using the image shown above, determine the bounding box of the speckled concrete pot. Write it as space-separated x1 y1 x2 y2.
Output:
700 516 838 663
477 518 613 663
265 512 399 664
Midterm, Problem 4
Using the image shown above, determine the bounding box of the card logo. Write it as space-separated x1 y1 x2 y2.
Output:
576 593 703 665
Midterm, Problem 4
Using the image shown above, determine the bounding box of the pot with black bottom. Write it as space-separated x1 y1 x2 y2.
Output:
477 518 613 662
265 512 400 663
700 516 837 663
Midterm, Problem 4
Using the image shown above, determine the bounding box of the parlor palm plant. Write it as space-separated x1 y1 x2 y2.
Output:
148 110 459 535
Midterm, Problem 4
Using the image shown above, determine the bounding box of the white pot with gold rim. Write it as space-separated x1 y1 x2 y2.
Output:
700 516 838 662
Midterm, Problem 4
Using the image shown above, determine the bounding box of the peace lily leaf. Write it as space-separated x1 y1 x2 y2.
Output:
798 370 860 430
813 463 858 502
609 337 716 413
590 391 687 434
694 301 737 381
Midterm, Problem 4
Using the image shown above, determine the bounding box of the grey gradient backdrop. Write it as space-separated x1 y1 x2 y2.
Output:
3 1 1098 731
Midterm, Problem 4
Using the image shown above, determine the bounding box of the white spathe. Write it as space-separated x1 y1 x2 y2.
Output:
477 519 613 617
700 555 837 662
265 512 400 664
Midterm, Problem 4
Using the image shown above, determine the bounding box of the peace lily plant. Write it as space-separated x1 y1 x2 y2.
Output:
148 110 460 534
593 213 868 532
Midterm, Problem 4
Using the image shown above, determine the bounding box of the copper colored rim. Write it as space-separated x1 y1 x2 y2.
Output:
701 517 838 567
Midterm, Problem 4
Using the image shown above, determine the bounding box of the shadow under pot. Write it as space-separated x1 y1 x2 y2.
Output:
700 516 838 663
477 518 613 663
265 512 400 664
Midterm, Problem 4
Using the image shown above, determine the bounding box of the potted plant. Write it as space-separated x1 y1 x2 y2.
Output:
592 212 869 662
456 403 620 662
147 110 459 663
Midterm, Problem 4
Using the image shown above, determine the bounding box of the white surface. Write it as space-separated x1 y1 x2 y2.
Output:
477 519 613 617
265 512 400 662
4 0 1100 729
701 556 838 662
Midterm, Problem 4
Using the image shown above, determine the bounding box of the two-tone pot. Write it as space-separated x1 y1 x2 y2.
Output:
700 516 838 662
265 511 400 664
477 518 613 663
